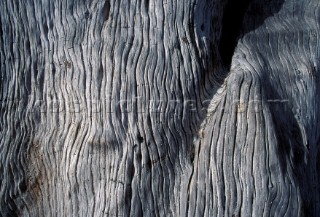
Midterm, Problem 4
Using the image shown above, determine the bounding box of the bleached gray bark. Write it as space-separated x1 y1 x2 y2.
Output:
1 0 319 216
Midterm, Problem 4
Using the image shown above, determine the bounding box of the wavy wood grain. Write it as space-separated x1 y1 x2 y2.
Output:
0 0 319 216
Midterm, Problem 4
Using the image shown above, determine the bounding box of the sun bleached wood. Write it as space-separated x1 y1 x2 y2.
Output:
0 0 319 216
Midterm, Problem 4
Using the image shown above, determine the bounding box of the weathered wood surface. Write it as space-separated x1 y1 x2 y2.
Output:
0 0 319 216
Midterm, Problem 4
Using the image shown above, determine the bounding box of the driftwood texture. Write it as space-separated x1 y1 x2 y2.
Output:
1 0 319 216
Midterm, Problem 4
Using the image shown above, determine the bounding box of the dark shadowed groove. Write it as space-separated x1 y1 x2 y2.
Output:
145 0 149 12
96 63 103 99
218 0 252 67
100 1 110 23
0 18 2 44
124 149 134 215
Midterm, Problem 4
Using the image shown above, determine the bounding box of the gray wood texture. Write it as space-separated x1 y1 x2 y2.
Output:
1 0 319 216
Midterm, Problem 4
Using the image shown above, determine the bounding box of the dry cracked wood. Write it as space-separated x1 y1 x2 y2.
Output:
0 0 319 216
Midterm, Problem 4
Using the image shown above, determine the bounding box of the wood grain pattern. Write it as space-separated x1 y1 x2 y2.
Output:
0 0 319 216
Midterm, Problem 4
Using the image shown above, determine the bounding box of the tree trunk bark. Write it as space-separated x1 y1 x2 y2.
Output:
1 0 319 216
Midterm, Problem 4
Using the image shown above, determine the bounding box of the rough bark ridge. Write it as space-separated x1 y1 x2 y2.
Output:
0 0 319 216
